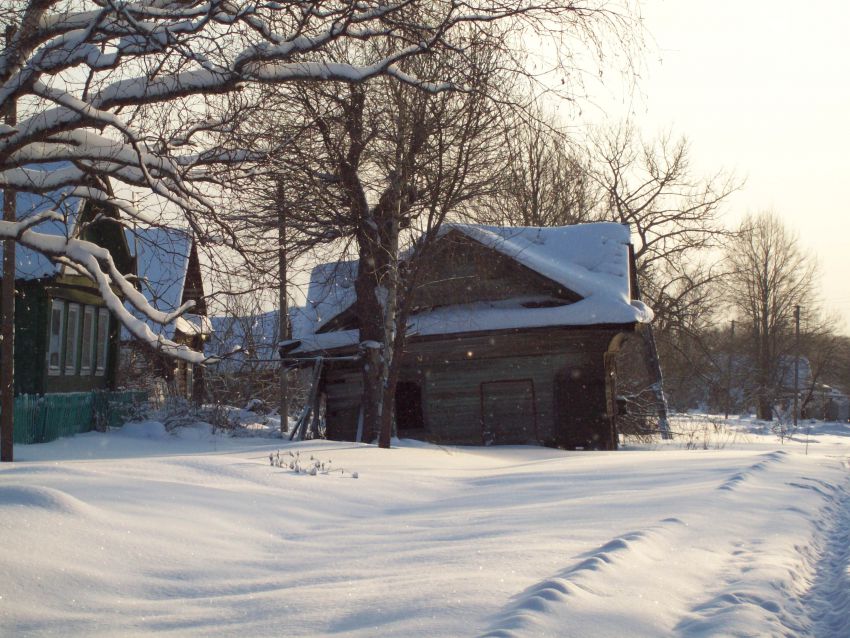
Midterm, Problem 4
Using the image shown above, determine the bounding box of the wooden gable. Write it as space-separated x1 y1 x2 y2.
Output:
56 199 133 290
410 230 582 311
319 229 581 333
181 239 207 316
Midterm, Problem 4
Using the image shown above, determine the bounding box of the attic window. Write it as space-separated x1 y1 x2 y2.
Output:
521 299 570 309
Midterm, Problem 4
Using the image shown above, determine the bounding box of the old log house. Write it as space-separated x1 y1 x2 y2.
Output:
285 223 654 449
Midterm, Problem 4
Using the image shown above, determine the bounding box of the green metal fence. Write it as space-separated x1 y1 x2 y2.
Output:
11 390 148 444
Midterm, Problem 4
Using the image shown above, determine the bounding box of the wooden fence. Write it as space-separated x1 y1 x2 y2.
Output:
11 390 148 444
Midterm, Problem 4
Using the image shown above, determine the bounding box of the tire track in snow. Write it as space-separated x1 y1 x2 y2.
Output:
676 464 850 637
804 475 850 638
717 450 789 492
478 518 687 638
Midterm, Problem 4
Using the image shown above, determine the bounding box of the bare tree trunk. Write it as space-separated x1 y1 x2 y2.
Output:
641 324 671 439
1 25 16 462
757 302 773 420
1 189 14 463
378 213 400 448
355 230 385 444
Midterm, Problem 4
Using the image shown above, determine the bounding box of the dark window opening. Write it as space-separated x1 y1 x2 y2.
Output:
520 299 571 309
395 381 425 431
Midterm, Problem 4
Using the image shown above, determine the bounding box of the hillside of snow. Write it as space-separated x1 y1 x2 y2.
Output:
1 415 848 637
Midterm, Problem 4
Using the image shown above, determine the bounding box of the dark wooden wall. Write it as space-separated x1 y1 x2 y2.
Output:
322 327 626 448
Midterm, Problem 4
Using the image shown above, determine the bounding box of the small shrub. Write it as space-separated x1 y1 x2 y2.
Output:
269 450 358 478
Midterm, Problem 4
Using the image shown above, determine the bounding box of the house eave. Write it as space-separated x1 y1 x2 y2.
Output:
287 321 639 362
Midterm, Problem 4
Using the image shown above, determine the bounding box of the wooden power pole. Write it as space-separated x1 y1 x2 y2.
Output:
277 181 289 433
1 26 17 462
793 305 801 429
725 320 735 419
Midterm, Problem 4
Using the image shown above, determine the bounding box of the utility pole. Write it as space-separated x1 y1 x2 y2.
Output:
725 319 735 419
276 180 289 433
793 305 800 430
1 25 17 462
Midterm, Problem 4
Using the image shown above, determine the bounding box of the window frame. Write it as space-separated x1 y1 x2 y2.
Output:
47 299 65 376
64 303 81 375
80 306 95 375
95 308 110 376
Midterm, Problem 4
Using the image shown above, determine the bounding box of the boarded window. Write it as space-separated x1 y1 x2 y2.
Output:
47 299 65 375
64 303 81 375
480 379 537 444
95 308 109 376
395 381 425 431
80 306 95 374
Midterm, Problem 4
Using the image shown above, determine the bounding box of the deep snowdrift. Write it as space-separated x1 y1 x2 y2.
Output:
1 416 848 637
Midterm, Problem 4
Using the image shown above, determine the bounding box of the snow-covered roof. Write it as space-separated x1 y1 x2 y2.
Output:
292 222 652 352
0 187 84 280
297 260 358 336
451 223 634 299
206 311 281 370
122 226 200 341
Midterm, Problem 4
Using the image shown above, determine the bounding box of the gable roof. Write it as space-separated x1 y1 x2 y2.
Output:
128 226 192 314
122 225 209 340
449 223 633 300
0 187 85 280
206 310 281 370
292 222 652 353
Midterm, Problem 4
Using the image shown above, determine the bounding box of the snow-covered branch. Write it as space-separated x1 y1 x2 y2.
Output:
1 0 637 362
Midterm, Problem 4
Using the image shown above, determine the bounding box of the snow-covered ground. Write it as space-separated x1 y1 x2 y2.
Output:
1 414 848 637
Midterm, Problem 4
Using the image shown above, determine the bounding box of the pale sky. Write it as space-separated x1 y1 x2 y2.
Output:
584 0 850 333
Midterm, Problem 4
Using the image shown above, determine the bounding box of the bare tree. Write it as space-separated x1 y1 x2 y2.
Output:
589 124 739 312
3 0 606 358
727 211 818 420
586 123 740 432
267 34 511 446
471 110 599 227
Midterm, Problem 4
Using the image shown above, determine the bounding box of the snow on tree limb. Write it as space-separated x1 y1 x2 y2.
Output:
1 0 637 363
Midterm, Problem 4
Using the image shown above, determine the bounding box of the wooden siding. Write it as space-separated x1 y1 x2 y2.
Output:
14 283 48 395
319 327 625 447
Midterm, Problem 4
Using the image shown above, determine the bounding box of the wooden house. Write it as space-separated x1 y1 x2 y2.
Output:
286 223 654 449
0 185 132 396
120 226 210 403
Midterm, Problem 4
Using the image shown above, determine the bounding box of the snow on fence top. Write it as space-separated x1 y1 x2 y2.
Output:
290 222 653 353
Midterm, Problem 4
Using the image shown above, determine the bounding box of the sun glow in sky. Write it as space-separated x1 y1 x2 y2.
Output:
586 0 850 332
